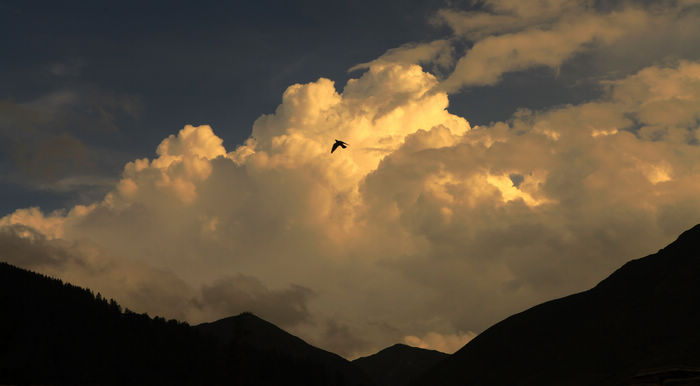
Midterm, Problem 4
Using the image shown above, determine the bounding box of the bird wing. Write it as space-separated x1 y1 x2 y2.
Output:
331 142 340 153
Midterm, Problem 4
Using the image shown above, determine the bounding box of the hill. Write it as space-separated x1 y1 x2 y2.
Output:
414 224 700 385
353 343 448 386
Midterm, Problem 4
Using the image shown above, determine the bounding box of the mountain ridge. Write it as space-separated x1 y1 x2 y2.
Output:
413 224 700 386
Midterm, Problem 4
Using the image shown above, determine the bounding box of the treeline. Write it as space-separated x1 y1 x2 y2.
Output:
0 262 220 385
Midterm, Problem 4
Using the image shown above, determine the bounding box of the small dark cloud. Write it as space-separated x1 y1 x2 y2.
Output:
48 58 86 77
198 274 315 328
21 87 143 133
0 87 142 142
509 173 524 188
10 133 92 182
0 88 142 208
320 319 369 359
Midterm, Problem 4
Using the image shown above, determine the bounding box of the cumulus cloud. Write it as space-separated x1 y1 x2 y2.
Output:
608 60 700 140
3 52 700 359
356 60 700 335
1 62 470 357
0 207 69 240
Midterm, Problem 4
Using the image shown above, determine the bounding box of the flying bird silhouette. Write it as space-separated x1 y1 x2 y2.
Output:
331 139 348 153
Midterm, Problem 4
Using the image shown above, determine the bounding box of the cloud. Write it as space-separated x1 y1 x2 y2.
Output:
0 223 314 327
404 330 476 354
439 8 649 91
0 206 77 240
608 60 700 138
195 275 314 328
111 124 227 204
349 40 454 75
0 63 470 357
319 319 370 359
0 224 76 268
0 88 141 196
356 60 700 334
10 133 92 182
359 0 700 93
0 223 195 320
433 0 593 40
48 58 86 77
3 56 700 359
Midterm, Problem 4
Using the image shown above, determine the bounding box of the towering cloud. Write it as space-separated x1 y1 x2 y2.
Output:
2 0 700 358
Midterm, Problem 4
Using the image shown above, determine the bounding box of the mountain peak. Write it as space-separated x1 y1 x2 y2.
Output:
195 311 374 385
195 311 309 353
235 311 262 320
383 343 413 352
354 343 448 386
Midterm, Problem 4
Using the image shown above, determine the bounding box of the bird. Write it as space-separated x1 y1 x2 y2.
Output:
331 139 348 153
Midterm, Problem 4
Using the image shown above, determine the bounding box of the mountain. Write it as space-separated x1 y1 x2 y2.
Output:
353 343 448 386
196 313 373 386
414 224 700 386
0 261 374 386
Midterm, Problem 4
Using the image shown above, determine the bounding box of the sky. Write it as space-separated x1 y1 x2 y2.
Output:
2 0 700 358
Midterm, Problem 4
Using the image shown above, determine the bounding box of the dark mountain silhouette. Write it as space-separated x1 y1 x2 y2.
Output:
0 261 374 386
353 343 448 386
414 224 700 386
196 313 373 385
